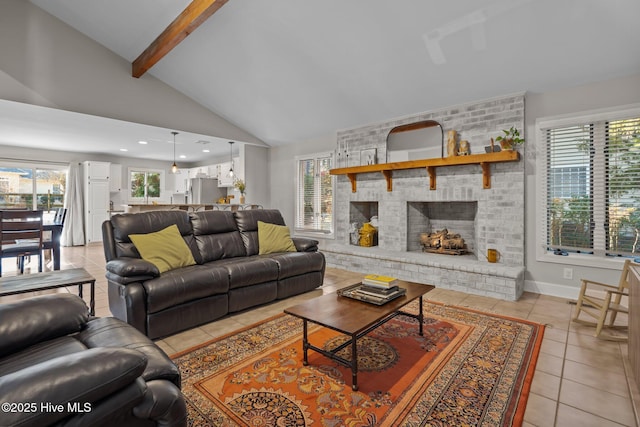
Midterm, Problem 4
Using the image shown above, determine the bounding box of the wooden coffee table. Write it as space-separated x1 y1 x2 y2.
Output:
0 268 96 315
284 280 434 390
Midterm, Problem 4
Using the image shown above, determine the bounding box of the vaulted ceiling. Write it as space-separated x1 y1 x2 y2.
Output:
29 0 640 147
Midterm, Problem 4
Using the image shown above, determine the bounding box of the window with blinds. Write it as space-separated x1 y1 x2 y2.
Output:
542 113 640 258
295 153 334 236
606 118 640 256
545 125 594 252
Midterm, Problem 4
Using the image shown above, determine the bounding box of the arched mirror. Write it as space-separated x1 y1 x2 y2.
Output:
386 120 444 162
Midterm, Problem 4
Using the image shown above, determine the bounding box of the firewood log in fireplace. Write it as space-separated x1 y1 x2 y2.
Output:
442 237 465 249
420 229 467 254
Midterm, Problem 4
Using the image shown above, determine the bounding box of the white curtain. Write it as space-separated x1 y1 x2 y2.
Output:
62 162 85 246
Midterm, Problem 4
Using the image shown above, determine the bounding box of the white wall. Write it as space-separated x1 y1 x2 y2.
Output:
269 134 336 226
524 73 640 298
242 145 270 209
0 0 266 146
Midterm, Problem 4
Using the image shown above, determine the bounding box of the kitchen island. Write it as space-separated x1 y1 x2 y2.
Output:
124 204 262 213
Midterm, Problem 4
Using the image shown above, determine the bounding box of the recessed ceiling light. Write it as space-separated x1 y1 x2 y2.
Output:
203 149 210 153
179 155 186 159
138 140 148 144
120 148 128 152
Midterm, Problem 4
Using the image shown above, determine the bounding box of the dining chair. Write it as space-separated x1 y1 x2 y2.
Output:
53 207 67 224
0 210 44 276
43 208 67 266
572 259 638 341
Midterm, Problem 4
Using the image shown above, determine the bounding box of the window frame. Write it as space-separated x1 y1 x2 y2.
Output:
293 151 335 239
127 167 164 202
535 103 640 270
0 161 68 213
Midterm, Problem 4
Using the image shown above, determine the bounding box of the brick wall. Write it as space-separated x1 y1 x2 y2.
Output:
324 93 526 300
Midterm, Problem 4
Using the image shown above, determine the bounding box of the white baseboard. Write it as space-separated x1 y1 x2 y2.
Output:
524 279 580 300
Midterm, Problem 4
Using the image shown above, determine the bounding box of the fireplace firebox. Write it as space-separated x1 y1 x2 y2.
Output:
407 201 477 255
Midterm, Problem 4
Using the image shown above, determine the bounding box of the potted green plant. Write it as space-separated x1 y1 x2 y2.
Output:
495 126 524 150
234 179 246 203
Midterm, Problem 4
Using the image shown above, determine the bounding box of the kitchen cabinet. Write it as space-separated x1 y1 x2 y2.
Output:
83 161 110 243
110 163 122 192
84 161 110 180
172 172 186 193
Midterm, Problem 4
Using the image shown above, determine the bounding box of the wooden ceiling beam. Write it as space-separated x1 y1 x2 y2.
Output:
132 0 229 78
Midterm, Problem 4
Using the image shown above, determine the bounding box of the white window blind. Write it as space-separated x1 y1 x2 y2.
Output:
540 110 640 259
295 153 334 235
545 125 594 252
606 118 640 255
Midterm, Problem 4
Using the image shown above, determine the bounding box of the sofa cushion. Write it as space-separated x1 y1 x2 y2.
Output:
263 251 326 278
142 264 229 313
0 293 88 358
209 256 279 289
235 209 288 256
190 210 246 262
129 224 197 273
258 221 297 255
110 211 198 259
228 281 277 312
0 336 87 378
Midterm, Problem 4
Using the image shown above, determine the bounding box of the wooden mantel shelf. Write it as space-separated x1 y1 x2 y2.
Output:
329 150 520 192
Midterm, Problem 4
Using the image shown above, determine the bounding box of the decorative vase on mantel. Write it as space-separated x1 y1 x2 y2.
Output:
499 139 514 151
495 126 524 152
240 195 245 204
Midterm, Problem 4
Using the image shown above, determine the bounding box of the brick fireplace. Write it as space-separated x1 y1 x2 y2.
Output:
321 94 526 300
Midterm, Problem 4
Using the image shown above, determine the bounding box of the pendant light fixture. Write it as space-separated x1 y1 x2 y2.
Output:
170 131 180 174
227 141 235 178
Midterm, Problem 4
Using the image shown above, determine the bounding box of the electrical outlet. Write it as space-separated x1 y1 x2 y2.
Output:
563 268 573 280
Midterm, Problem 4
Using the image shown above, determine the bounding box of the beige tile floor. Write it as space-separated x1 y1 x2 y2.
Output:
1 244 638 426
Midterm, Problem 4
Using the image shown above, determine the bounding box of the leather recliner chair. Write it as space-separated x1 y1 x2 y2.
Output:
0 293 187 427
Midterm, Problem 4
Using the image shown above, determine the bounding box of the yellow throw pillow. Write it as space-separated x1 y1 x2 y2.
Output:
129 224 196 273
258 221 297 255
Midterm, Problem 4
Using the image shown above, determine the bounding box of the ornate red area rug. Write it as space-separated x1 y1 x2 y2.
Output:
172 300 544 426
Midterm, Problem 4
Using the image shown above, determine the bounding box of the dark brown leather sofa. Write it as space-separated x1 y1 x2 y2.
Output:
0 293 186 427
102 209 325 339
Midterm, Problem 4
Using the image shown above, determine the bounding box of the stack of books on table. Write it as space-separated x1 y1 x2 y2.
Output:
362 274 399 288
339 275 406 305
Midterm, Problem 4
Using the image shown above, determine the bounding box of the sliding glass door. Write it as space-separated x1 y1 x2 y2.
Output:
0 165 67 212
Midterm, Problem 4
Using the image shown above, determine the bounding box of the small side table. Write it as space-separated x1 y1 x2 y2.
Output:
0 268 97 315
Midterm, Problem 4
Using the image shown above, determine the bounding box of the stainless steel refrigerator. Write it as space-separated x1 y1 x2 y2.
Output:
187 177 226 204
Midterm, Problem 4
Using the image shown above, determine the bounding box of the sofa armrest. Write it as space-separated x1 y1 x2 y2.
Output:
0 347 147 427
106 258 159 283
0 294 88 358
292 237 319 252
79 317 181 388
133 379 187 427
